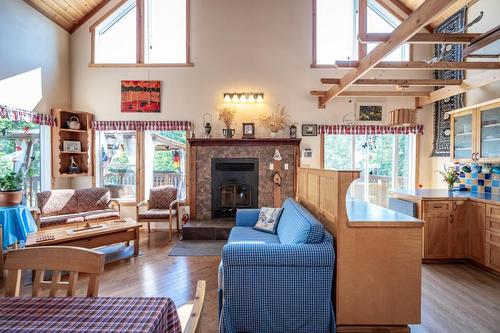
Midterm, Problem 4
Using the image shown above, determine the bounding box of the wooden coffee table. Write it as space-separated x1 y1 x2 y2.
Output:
26 218 141 256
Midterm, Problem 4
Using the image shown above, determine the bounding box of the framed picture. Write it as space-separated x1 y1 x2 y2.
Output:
357 102 385 122
63 140 81 152
302 124 318 136
121 80 161 113
242 123 255 139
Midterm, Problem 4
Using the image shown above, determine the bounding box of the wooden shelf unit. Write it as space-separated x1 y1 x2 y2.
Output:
51 108 94 183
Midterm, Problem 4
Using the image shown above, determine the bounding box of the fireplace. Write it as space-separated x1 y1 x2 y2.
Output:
211 158 258 218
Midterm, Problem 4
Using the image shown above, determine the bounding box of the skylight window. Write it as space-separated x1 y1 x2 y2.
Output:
90 0 190 66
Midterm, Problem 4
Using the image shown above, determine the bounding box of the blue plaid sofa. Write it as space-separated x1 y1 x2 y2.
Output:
218 198 335 333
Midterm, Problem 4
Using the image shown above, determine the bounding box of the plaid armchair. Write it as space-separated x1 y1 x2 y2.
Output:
136 186 184 241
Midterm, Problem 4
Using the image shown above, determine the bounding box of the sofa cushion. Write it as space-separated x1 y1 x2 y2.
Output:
77 188 111 212
37 190 79 216
40 213 84 228
149 186 177 209
138 209 176 220
228 227 281 244
83 209 120 221
277 198 325 244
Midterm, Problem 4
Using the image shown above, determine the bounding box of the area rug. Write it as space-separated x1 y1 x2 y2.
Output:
169 240 226 256
431 8 465 157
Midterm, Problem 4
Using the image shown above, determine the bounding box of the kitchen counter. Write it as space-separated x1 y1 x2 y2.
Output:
390 189 500 204
346 199 424 227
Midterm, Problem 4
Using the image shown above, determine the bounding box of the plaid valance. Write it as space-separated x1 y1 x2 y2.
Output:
319 124 424 135
91 120 192 131
0 105 56 126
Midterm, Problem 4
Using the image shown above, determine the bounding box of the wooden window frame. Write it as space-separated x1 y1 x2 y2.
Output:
89 0 192 68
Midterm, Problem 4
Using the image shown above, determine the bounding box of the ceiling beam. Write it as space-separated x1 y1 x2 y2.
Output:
430 0 478 29
320 78 463 86
416 70 500 107
462 25 500 57
334 60 500 70
358 0 368 58
311 90 430 97
318 0 460 108
374 0 433 32
358 32 480 44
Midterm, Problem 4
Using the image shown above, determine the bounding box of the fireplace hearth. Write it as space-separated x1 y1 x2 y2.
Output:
211 158 258 218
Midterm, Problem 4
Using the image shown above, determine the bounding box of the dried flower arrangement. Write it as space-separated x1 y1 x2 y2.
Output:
259 105 289 136
218 106 236 128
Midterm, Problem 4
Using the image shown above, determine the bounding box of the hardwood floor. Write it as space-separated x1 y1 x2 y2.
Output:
1 232 499 333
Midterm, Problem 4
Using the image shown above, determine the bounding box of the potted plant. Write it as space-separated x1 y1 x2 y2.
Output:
0 171 23 206
218 107 236 139
260 105 289 137
437 165 460 191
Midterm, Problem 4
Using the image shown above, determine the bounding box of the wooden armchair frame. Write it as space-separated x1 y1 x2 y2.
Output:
4 246 105 297
136 198 184 241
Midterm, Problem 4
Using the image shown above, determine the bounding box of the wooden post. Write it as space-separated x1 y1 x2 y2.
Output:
358 0 367 59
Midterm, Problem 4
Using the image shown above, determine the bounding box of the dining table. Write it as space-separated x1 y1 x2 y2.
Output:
0 296 182 333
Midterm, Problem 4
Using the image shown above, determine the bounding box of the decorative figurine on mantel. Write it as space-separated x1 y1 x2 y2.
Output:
218 106 236 139
260 104 289 137
289 124 297 138
203 113 212 139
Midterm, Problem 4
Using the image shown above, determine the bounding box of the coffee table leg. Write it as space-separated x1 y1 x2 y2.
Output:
134 227 140 256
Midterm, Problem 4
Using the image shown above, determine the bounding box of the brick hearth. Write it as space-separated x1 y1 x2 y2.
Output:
187 138 301 220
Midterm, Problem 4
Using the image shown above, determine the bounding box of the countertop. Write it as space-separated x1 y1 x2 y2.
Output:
346 199 424 227
390 189 500 204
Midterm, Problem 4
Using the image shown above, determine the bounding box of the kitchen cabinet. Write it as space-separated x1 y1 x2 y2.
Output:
423 200 467 259
485 204 500 271
469 201 486 265
449 101 500 163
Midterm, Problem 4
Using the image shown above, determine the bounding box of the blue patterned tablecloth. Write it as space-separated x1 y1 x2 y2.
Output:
0 205 38 250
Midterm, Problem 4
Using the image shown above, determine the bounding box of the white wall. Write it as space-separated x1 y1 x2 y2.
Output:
70 0 418 171
0 0 71 189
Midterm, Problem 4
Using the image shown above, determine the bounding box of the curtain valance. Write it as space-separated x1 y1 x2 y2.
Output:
319 124 424 135
91 120 192 131
0 105 56 126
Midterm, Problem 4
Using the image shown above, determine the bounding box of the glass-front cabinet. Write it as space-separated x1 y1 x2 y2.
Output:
478 104 500 162
450 101 500 163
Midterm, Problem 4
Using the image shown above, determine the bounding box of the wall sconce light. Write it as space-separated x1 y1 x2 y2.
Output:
223 92 264 104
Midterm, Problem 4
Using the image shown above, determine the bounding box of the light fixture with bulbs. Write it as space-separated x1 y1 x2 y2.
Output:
223 92 264 104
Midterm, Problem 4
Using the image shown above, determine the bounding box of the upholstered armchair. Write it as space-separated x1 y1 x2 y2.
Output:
136 186 184 241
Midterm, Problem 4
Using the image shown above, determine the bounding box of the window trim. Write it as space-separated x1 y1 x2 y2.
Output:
89 0 192 67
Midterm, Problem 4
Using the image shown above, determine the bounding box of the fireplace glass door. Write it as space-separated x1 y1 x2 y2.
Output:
219 184 252 210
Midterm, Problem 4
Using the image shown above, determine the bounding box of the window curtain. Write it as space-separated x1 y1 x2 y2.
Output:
91 120 192 131
318 124 423 135
0 105 56 126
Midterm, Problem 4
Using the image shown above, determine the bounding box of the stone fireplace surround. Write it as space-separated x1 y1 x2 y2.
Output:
187 138 301 220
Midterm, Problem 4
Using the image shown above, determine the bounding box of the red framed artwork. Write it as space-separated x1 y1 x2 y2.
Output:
121 80 161 113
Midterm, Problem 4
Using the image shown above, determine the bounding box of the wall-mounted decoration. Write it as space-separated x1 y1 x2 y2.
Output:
121 80 161 113
302 124 318 136
431 8 465 157
63 140 81 152
242 123 255 139
357 103 384 122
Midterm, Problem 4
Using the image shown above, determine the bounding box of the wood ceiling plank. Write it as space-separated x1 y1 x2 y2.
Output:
70 0 110 33
319 0 459 108
24 0 74 31
416 70 500 107
320 78 463 86
334 60 500 70
358 32 480 44
50 0 84 21
374 0 432 32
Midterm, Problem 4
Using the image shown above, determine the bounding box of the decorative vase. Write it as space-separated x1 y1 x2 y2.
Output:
270 131 278 138
448 183 454 191
0 190 23 207
222 128 235 139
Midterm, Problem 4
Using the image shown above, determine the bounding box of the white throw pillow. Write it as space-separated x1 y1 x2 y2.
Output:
253 207 283 234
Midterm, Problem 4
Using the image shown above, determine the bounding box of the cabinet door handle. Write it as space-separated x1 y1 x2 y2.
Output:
453 201 457 211
433 205 443 209
475 152 480 161
450 214 454 223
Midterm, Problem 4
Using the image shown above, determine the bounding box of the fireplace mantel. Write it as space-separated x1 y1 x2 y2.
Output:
187 138 301 220
188 138 301 146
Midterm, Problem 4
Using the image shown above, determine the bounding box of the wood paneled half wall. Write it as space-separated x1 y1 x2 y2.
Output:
296 168 424 333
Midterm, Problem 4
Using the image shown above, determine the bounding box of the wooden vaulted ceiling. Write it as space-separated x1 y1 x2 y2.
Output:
24 0 110 33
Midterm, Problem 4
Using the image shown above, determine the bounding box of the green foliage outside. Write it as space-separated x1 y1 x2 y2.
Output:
0 119 40 179
152 131 186 173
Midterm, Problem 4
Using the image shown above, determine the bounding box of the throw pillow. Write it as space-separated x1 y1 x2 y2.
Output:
253 207 283 234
